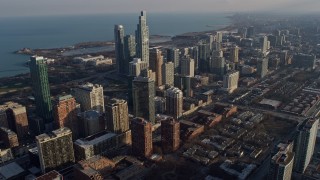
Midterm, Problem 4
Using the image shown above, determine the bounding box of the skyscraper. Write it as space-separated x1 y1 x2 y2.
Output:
198 44 210 73
132 76 155 124
29 56 53 124
161 118 180 153
166 87 183 119
180 56 195 77
53 95 79 139
230 46 239 63
269 142 295 180
105 98 129 134
167 48 180 73
114 25 125 74
257 58 268 78
124 35 136 74
135 11 149 65
149 48 164 87
131 117 153 157
216 32 223 43
71 83 105 113
78 110 104 137
223 71 239 93
162 62 175 86
210 51 225 76
36 127 75 173
293 118 319 173
260 36 268 55
0 127 19 149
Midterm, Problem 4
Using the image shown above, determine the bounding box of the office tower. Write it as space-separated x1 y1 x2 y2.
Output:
174 75 193 97
216 32 223 43
269 142 295 180
71 83 105 113
180 56 195 77
3 102 29 139
135 11 149 65
292 53 316 69
247 26 255 38
293 118 319 173
198 43 210 73
257 58 268 78
129 58 148 77
114 25 125 74
231 46 239 63
161 118 180 153
0 127 19 148
131 117 152 157
105 98 129 134
29 56 53 124
53 95 79 139
149 48 164 87
223 71 239 93
132 76 155 124
166 87 183 119
162 62 174 86
260 36 268 55
36 127 75 173
78 110 104 137
167 48 180 73
124 35 136 74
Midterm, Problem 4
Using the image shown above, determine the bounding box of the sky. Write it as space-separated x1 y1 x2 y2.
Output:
1 0 320 17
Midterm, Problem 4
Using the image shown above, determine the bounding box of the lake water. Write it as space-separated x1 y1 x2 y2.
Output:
0 13 232 77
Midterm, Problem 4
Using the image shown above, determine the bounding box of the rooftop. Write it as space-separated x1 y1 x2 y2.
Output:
75 131 116 146
0 162 24 179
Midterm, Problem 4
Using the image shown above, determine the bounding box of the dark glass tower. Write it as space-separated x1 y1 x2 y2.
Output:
114 25 125 74
29 56 53 124
132 76 155 124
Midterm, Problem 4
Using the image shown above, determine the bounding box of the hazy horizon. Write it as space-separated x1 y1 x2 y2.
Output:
1 0 320 18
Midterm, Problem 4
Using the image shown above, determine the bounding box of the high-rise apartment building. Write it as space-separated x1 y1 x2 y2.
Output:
36 127 75 173
131 117 152 157
78 110 104 137
223 71 239 93
0 127 19 148
149 48 163 87
162 62 174 86
53 95 79 139
231 46 239 63
29 56 53 124
269 142 295 180
129 58 148 77
165 87 183 119
293 118 319 173
114 25 125 74
105 98 129 134
216 32 223 43
135 11 149 65
2 102 29 139
71 83 105 113
161 118 180 153
167 48 180 73
132 76 155 124
257 58 268 78
198 44 210 73
180 56 195 77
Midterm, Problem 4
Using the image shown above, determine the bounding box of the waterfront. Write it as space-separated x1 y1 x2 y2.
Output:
0 13 231 77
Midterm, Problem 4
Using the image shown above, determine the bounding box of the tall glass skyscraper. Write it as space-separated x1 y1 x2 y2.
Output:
114 25 125 74
135 11 149 66
29 56 53 124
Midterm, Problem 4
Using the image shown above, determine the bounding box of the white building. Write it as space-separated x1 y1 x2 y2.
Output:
180 56 195 77
223 71 239 93
129 58 148 77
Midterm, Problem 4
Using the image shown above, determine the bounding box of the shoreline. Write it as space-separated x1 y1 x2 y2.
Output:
3 15 236 79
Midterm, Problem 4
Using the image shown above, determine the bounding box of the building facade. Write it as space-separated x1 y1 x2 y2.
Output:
166 87 183 119
149 48 163 87
36 127 75 173
29 56 53 124
114 25 125 74
161 118 180 153
105 98 129 134
131 117 152 157
135 11 149 65
223 71 239 93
